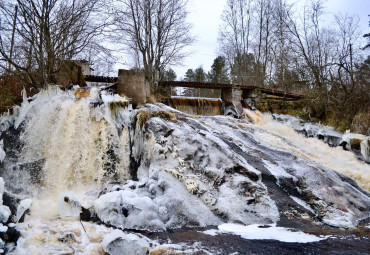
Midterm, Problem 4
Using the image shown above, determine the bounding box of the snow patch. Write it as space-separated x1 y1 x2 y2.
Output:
212 223 328 243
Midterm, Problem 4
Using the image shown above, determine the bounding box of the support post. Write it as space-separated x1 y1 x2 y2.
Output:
221 88 243 117
117 69 151 107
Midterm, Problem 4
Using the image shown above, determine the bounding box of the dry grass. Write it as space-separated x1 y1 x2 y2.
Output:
136 110 152 129
152 111 178 122
0 75 39 113
351 110 370 135
146 94 157 104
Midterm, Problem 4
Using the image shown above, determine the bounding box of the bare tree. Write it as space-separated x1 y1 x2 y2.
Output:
219 0 253 85
112 0 194 91
286 1 335 90
270 0 297 91
252 0 274 87
0 0 106 87
328 14 364 120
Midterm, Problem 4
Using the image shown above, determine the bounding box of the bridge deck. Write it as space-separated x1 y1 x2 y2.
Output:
83 76 304 100
161 81 304 100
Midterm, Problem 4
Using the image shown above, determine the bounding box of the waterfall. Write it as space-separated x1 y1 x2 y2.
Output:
0 87 369 254
9 87 131 195
171 96 223 116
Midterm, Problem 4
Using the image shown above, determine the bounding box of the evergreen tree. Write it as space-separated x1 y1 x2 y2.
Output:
194 67 207 82
208 56 230 83
184 69 195 81
230 53 257 85
159 68 177 81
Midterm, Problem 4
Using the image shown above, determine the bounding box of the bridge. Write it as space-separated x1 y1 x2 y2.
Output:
160 81 304 101
84 72 305 117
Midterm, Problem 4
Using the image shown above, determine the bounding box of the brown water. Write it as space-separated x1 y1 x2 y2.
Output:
171 97 222 116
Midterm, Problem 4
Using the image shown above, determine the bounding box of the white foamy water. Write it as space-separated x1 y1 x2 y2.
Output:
19 87 130 194
243 109 370 191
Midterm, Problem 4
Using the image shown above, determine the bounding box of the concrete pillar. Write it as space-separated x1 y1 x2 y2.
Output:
117 69 151 107
221 88 243 117
242 89 260 109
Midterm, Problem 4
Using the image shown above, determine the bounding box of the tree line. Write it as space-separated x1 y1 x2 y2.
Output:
183 0 369 132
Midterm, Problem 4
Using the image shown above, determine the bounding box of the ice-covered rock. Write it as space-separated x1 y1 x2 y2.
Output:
16 199 32 223
94 174 221 230
0 87 369 254
0 205 11 224
317 128 343 147
342 132 368 151
0 140 5 164
101 230 149 255
0 178 4 203
273 113 370 161
58 192 81 218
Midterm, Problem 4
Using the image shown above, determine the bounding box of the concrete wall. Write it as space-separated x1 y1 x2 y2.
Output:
56 61 84 88
221 88 243 117
117 69 151 106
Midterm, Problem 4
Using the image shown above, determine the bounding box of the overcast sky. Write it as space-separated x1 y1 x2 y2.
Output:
171 0 369 80
113 0 369 79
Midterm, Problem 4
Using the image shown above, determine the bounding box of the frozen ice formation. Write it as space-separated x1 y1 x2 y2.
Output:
102 230 149 255
0 140 5 164
0 85 368 255
58 192 81 218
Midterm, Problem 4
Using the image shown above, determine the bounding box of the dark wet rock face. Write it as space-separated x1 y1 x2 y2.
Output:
0 189 21 253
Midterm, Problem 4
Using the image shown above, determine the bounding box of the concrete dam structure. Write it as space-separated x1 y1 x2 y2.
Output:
84 70 305 117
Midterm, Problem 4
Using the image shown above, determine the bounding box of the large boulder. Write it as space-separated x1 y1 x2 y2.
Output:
102 230 149 255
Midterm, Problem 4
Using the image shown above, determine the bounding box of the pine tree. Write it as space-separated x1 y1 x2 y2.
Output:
208 56 230 83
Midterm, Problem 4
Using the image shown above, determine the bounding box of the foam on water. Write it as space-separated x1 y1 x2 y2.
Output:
17 87 131 195
243 109 370 191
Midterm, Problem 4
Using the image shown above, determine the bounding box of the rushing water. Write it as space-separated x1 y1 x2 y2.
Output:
0 87 369 254
171 96 223 116
243 109 370 191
